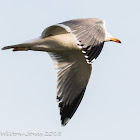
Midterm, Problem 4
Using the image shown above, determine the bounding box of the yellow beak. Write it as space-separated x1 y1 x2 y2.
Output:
110 38 121 43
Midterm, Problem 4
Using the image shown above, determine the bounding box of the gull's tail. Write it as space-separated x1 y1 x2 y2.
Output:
1 37 42 51
1 37 51 52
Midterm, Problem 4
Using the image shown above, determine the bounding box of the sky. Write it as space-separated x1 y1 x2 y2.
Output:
0 0 140 140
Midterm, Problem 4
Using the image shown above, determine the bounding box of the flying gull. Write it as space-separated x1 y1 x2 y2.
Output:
2 18 121 126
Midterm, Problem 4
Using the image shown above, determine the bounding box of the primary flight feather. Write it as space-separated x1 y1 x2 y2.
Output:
2 18 121 126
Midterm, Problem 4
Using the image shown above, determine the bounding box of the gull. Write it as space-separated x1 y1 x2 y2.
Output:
2 18 121 126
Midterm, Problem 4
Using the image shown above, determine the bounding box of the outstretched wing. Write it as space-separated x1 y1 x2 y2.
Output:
57 18 106 63
40 18 106 125
49 50 92 126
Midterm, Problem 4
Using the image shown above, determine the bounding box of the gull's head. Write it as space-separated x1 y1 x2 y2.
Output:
104 32 121 43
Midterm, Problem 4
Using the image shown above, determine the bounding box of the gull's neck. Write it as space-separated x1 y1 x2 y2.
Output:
104 31 112 42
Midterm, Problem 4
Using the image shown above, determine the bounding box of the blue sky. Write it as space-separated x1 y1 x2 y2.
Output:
0 0 140 140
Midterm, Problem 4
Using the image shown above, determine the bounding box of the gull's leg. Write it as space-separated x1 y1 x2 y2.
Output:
2 44 30 51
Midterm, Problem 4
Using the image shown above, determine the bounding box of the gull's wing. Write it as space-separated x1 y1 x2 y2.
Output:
49 50 92 126
40 19 105 125
56 18 106 63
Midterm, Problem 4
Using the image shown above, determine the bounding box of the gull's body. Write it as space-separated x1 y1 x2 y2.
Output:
2 18 121 126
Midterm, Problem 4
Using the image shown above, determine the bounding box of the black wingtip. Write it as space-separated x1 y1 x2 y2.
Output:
61 117 70 126
59 87 86 126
